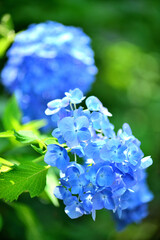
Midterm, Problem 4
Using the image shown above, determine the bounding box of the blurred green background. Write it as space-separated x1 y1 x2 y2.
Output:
0 0 160 239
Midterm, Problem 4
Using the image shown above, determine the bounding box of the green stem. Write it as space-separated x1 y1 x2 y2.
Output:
74 153 77 162
70 103 74 111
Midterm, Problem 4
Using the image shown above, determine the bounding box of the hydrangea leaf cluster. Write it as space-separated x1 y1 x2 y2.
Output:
44 88 153 229
1 21 97 130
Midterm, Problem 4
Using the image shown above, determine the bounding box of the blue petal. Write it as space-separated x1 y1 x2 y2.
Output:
44 151 57 166
47 99 62 109
85 165 97 184
56 156 69 171
70 179 82 194
81 193 93 212
65 165 81 180
65 88 85 104
139 182 154 203
63 131 78 147
65 202 84 219
45 144 69 170
58 117 74 133
100 145 110 161
140 156 153 169
61 97 70 107
46 144 58 151
77 128 91 142
75 116 89 129
45 107 60 115
86 96 102 111
54 186 71 200
92 209 96 221
84 142 98 158
96 166 115 187
63 195 77 206
122 123 132 136
100 106 112 117
103 196 115 210
52 128 62 138
122 174 136 188
90 112 102 129
71 146 84 157
92 193 104 210
113 187 126 198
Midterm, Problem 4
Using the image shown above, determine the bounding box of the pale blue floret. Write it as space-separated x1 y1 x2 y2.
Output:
65 88 86 104
65 199 84 219
45 97 69 115
86 96 102 111
44 144 69 171
100 139 127 163
140 156 153 169
92 190 115 210
54 186 71 200
96 165 115 187
58 116 91 147
86 96 112 116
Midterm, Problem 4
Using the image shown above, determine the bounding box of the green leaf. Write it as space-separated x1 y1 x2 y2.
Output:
14 130 38 144
0 162 49 202
2 95 22 130
0 165 13 173
14 130 47 154
0 157 14 167
0 157 15 173
0 130 14 138
31 144 46 155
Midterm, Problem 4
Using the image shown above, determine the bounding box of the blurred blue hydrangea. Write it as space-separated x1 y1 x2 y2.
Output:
1 21 97 130
44 88 153 229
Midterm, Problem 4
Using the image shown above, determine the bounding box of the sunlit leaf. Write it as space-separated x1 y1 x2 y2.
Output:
0 130 14 138
31 144 46 155
0 157 14 167
14 130 38 144
0 162 49 202
0 157 15 173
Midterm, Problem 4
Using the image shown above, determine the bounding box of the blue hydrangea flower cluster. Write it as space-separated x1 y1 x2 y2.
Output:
44 88 153 229
1 21 97 129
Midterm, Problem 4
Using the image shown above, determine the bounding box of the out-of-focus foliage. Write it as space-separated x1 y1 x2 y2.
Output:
0 0 160 240
0 14 15 57
103 42 160 97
